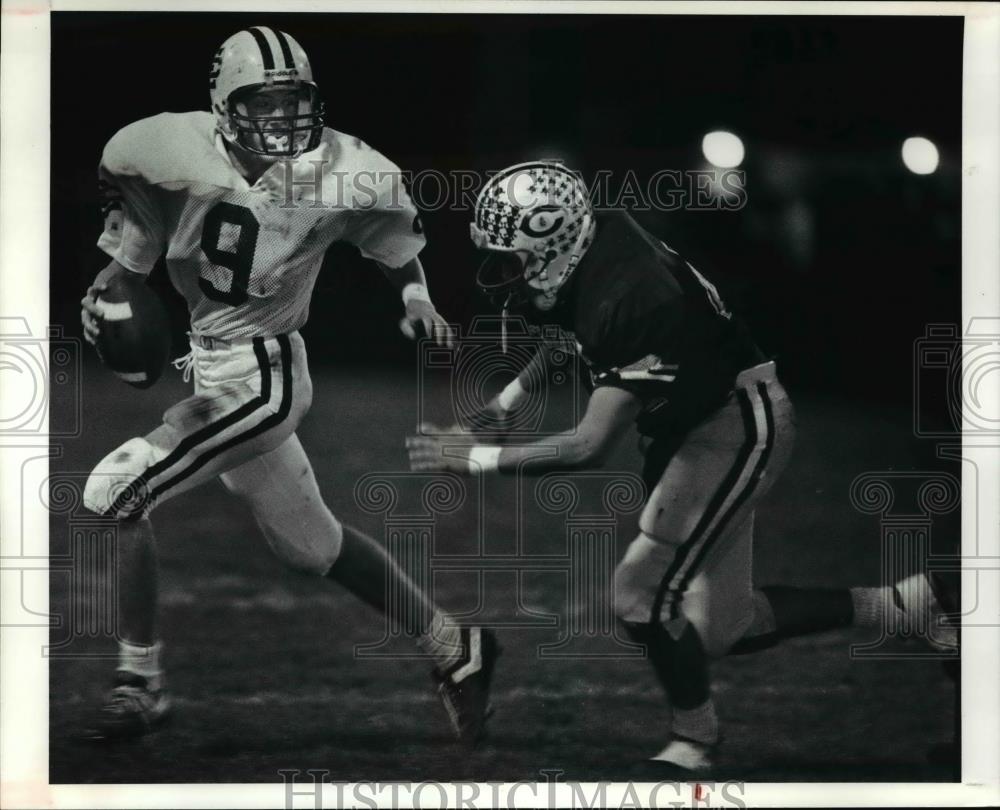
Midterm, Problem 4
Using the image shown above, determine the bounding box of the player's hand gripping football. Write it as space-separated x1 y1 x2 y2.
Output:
80 261 126 346
399 298 455 348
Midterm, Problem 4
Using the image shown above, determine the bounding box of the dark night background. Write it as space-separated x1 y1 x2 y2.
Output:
48 13 963 782
51 12 962 407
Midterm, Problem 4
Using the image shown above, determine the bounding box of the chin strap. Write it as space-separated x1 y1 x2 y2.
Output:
500 293 512 355
526 250 558 298
523 212 595 304
563 211 595 281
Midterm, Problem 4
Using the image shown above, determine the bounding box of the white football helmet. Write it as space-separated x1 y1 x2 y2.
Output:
209 26 324 157
471 161 595 313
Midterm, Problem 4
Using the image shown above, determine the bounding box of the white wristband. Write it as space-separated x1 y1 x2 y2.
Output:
468 445 502 474
497 377 527 412
402 282 431 306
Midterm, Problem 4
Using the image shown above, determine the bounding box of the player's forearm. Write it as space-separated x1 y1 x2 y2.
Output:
91 259 129 289
378 256 428 298
473 431 604 475
465 348 548 432
471 384 636 473
491 348 546 409
516 344 552 390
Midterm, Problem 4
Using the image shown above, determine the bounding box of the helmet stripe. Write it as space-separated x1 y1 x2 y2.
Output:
246 27 275 70
272 29 296 70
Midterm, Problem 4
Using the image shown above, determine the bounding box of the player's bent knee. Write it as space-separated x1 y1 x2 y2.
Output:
613 531 679 624
680 591 754 659
295 374 313 420
613 562 655 624
84 437 156 518
697 622 744 659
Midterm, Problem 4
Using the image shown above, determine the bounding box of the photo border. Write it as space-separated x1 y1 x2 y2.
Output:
2 1 997 807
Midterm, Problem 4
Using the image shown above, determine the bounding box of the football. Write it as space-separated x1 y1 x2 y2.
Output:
94 271 171 389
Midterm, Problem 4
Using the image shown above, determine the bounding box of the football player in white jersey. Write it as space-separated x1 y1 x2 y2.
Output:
78 26 498 746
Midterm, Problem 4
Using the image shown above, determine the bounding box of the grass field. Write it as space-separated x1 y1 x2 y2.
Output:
48 359 959 783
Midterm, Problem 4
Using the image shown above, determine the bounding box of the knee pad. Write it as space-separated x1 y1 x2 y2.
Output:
614 534 751 656
84 437 156 518
679 586 754 659
613 564 651 624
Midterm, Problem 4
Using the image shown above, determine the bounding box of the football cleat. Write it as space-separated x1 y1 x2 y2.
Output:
650 736 715 772
432 627 500 748
895 573 958 653
85 671 172 742
624 737 716 781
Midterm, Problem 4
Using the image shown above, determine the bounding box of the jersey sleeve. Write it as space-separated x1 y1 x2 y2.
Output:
95 127 167 275
342 150 426 268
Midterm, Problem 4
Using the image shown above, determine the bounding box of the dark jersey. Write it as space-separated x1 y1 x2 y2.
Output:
547 210 765 438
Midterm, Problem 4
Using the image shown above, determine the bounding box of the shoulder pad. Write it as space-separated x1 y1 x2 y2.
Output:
325 129 403 177
101 112 227 187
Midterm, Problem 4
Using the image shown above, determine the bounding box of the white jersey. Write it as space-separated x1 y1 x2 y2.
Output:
97 111 425 339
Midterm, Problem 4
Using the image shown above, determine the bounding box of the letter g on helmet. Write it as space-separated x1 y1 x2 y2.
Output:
470 161 595 305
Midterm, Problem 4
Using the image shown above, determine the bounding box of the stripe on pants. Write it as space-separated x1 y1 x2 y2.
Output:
108 336 293 515
647 384 770 624
673 382 776 606
149 335 294 502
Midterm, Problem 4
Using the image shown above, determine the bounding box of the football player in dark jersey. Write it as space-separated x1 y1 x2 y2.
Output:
406 161 956 773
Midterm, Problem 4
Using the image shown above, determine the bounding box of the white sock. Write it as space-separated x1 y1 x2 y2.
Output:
850 586 899 629
417 612 463 670
671 699 719 746
118 640 163 688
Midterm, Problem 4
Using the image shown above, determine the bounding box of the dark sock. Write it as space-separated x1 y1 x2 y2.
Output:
729 586 854 655
624 620 710 709
325 524 434 636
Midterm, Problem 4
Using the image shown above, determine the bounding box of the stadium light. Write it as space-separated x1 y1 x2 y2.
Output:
901 136 939 175
702 130 745 169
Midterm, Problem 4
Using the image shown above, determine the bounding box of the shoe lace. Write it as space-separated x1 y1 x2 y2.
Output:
171 351 194 383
